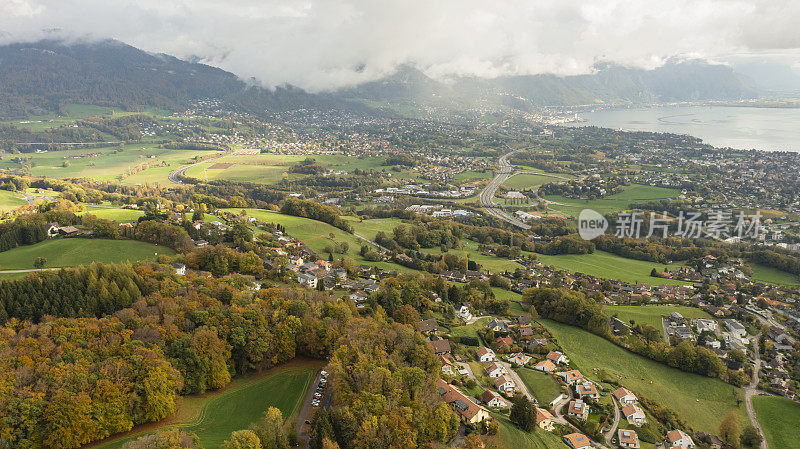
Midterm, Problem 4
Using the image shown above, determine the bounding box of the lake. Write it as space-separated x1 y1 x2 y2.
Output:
568 105 800 152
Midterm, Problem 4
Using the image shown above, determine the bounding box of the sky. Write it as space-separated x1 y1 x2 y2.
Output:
1 0 799 91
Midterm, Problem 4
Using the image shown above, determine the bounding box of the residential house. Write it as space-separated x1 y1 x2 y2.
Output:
480 390 509 408
567 399 588 421
695 318 717 333
546 351 568 364
618 429 640 448
172 263 186 276
493 375 516 394
507 353 532 366
622 404 646 426
517 316 532 326
436 379 490 424
485 362 507 378
535 407 554 431
430 339 452 356
563 433 591 449
559 369 584 385
297 273 317 288
666 430 694 448
456 305 473 321
576 382 599 400
418 319 439 335
612 387 638 405
519 326 535 340
486 319 509 333
494 336 514 349
477 347 496 362
724 319 747 339
534 360 556 373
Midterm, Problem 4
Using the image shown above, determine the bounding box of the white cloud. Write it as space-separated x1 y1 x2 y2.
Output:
0 0 798 91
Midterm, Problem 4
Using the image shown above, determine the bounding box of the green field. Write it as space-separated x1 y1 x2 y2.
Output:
342 216 404 239
0 190 27 213
749 263 800 286
1 104 169 131
94 361 319 449
221 208 412 272
421 238 523 274
502 172 574 191
535 250 688 286
0 238 173 270
79 207 145 223
185 154 388 184
545 184 680 218
516 368 563 405
0 143 220 185
452 170 493 183
752 395 800 449
495 414 566 449
540 320 747 433
606 305 713 329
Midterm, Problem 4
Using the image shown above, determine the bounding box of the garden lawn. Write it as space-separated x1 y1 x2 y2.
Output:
545 184 679 218
494 414 566 449
0 238 173 270
535 250 688 286
605 305 713 329
752 395 800 449
539 319 747 433
516 368 563 405
93 360 320 449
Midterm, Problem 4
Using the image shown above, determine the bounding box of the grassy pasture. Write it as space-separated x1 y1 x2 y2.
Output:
1 104 169 131
752 395 800 449
0 143 220 185
545 184 680 217
0 238 173 270
535 250 687 286
540 319 747 433
749 263 800 286
605 305 713 330
93 361 320 449
184 154 387 184
220 208 412 272
341 216 403 239
0 190 27 213
79 207 145 223
502 172 575 191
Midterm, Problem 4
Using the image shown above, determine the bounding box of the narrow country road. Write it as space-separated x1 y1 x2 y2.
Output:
744 343 768 449
295 369 324 449
604 399 621 446
0 267 60 274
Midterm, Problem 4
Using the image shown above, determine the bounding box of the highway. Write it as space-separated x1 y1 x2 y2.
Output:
479 149 531 230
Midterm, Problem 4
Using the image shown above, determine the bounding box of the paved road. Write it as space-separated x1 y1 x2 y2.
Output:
604 398 621 446
479 150 531 230
167 147 233 184
744 343 768 449
295 369 324 449
501 363 534 402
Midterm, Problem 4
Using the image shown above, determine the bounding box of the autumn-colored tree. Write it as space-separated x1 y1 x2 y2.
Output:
221 430 261 449
719 411 741 447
